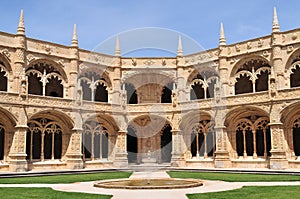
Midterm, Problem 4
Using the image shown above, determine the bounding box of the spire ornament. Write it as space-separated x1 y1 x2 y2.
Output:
219 22 226 46
177 35 183 57
272 7 280 33
115 36 120 56
71 24 78 47
17 9 25 35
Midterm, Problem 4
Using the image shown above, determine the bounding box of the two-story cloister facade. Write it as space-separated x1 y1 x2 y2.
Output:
1 9 300 172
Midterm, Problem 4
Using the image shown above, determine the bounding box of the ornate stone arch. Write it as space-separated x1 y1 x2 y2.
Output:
27 58 68 82
285 47 300 70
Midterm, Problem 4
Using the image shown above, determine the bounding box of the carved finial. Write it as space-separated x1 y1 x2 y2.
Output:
17 9 25 35
272 7 280 33
115 36 120 56
177 35 183 56
219 22 226 46
71 24 78 47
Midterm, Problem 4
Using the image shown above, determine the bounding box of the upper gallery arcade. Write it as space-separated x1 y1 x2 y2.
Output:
0 8 300 172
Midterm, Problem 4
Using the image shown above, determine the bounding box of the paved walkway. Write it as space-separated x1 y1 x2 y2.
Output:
1 171 300 199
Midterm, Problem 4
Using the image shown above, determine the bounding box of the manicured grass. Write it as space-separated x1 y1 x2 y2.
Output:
168 171 300 182
0 172 132 184
0 187 111 199
187 186 300 199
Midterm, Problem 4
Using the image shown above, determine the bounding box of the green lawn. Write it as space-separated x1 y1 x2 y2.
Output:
0 172 132 184
187 186 300 199
168 171 300 182
0 187 111 199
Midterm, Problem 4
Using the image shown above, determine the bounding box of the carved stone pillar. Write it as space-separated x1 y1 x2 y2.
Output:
214 126 231 168
113 130 128 167
269 122 288 169
171 129 185 167
8 125 28 172
66 128 83 169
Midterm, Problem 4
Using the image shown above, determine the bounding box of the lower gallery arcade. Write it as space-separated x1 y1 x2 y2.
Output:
1 103 300 171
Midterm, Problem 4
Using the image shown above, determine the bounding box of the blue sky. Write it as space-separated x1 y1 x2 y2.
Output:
0 1 299 56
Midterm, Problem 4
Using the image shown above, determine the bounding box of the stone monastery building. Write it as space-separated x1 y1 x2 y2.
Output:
0 8 300 172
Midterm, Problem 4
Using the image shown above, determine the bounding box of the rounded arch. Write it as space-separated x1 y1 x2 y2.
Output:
83 114 119 135
281 102 300 127
78 64 113 89
0 106 17 127
225 106 269 128
179 110 213 133
0 54 12 72
285 48 300 70
27 59 68 82
28 109 74 130
230 55 271 77
128 114 172 132
187 65 219 86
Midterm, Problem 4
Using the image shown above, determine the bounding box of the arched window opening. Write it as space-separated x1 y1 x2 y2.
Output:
255 71 269 92
79 72 110 102
127 125 138 163
293 118 300 156
83 121 109 161
45 76 63 97
234 59 270 95
235 75 252 94
0 70 7 91
161 124 172 163
291 65 300 88
190 120 215 158
191 84 204 100
0 125 4 160
235 116 270 159
207 78 216 99
26 118 62 161
95 83 108 102
161 83 173 103
125 83 138 104
28 73 42 95
26 62 65 98
81 80 92 101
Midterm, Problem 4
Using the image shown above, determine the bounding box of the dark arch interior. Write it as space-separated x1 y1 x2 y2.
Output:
255 71 269 92
291 65 300 88
235 75 252 95
125 83 138 104
293 127 300 156
95 84 108 102
161 82 173 103
0 127 4 160
45 77 63 97
81 80 92 101
190 84 204 100
127 126 138 163
161 124 172 163
28 74 42 95
0 71 7 91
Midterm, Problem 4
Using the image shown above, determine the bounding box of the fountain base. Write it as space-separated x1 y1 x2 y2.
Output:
94 178 203 189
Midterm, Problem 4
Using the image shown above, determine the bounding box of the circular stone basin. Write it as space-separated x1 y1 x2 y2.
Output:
94 178 203 189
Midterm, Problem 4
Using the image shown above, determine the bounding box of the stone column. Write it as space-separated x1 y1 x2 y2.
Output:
269 122 288 169
8 125 28 172
113 130 128 168
66 128 83 169
171 129 185 167
214 126 231 168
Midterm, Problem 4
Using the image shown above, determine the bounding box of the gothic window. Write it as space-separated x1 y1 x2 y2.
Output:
161 82 173 103
0 69 7 92
190 73 218 100
82 121 108 160
293 118 300 156
79 72 109 102
125 83 137 104
290 64 300 88
26 118 62 161
235 116 271 158
190 120 215 158
26 62 65 97
0 125 4 160
127 125 138 163
161 124 172 162
234 60 270 95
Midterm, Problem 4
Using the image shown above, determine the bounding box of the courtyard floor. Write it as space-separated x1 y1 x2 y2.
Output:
1 171 300 199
